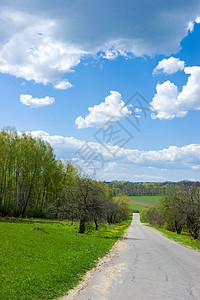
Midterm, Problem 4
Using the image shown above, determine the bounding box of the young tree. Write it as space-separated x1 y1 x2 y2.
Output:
159 187 187 234
185 188 200 239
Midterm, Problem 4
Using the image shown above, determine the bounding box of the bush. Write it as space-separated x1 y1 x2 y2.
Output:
140 206 162 226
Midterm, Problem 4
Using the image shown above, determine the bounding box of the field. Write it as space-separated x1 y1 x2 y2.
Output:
0 218 131 300
127 202 147 212
127 195 160 212
128 195 160 205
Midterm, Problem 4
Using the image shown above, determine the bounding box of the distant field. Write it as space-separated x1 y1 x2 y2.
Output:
128 195 160 205
128 202 147 212
0 218 131 300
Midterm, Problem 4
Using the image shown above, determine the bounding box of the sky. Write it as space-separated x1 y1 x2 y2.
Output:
0 0 200 182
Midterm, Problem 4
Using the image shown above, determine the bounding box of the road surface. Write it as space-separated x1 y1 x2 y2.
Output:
77 213 200 300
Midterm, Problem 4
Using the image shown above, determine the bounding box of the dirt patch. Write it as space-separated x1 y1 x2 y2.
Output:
127 199 155 206
94 263 125 293
59 228 129 300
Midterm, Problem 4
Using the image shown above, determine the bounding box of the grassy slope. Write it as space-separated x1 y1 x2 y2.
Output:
0 218 131 300
153 227 200 251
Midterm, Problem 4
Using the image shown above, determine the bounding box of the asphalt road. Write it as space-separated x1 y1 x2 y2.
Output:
77 213 200 300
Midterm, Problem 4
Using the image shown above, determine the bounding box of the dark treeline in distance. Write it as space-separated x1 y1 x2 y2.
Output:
107 180 200 196
0 130 130 233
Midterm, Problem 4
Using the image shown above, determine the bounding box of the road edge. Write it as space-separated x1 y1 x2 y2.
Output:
145 225 200 252
58 222 132 300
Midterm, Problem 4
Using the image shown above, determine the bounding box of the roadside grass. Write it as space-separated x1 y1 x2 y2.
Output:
0 217 131 300
128 195 160 205
153 227 200 251
128 202 147 212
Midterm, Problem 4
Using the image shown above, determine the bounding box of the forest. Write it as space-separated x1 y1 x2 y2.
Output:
107 180 200 196
0 130 130 233
1 129 199 236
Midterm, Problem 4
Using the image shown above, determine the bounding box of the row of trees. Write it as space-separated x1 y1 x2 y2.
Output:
0 130 64 217
0 130 130 233
140 187 200 239
51 176 130 233
108 180 200 196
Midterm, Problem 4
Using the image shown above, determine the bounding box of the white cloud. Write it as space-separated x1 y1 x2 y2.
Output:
20 94 55 108
153 57 185 75
75 91 131 128
28 130 200 171
104 162 117 172
0 10 85 88
53 80 73 90
130 175 165 181
151 66 200 119
0 1 199 86
123 144 200 168
187 16 200 32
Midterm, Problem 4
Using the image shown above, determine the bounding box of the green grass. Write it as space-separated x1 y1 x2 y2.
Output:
153 227 200 251
128 195 160 205
0 217 131 300
128 202 147 212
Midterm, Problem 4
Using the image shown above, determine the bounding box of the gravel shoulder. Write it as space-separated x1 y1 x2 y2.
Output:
59 227 129 300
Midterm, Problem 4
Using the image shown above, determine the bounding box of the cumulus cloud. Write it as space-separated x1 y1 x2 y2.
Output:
20 94 55 108
28 130 200 171
53 80 73 90
187 16 200 32
0 1 199 86
0 10 85 87
75 91 131 128
153 57 185 75
151 66 200 119
123 144 200 168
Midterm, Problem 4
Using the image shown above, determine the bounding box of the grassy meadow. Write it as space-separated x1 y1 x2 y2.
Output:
0 217 131 300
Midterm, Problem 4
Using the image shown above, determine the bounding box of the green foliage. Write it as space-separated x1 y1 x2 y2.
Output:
59 177 114 233
0 130 127 233
143 206 162 226
0 130 65 218
185 188 200 239
105 195 131 225
140 207 148 223
0 218 131 300
107 180 200 196
148 187 200 239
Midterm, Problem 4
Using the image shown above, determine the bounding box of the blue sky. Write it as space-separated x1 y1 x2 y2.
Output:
0 0 200 182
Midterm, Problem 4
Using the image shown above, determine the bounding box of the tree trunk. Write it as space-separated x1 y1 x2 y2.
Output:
175 221 182 234
94 218 98 230
79 217 86 233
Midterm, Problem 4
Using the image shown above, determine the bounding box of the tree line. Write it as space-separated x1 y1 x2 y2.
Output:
0 130 130 233
140 187 200 239
107 180 200 196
